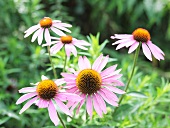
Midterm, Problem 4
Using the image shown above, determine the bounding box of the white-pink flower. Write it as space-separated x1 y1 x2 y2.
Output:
48 35 91 57
111 28 165 61
24 17 72 45
16 75 82 126
61 54 125 118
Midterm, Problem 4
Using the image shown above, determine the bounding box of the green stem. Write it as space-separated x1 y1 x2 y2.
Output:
62 46 67 72
113 42 142 116
47 46 57 79
57 112 67 128
47 46 66 128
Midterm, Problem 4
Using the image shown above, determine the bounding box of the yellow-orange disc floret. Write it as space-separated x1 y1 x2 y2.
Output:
36 80 58 100
132 28 151 43
61 35 73 44
76 69 102 94
39 17 53 28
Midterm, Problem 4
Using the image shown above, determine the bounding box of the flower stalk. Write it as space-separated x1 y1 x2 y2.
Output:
112 42 142 116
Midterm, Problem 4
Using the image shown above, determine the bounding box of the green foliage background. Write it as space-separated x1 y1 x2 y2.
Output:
0 0 170 128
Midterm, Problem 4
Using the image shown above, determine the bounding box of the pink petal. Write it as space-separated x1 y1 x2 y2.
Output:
76 94 86 114
48 100 59 126
51 26 66 36
52 24 71 33
36 99 49 108
65 44 71 57
92 54 103 70
105 86 125 94
16 92 37 104
54 98 71 116
100 64 117 77
57 92 82 102
58 23 72 27
86 95 93 118
147 41 164 60
78 56 86 70
151 42 165 55
19 87 36 93
92 94 103 117
50 42 64 54
101 88 118 101
31 28 41 42
73 42 88 50
69 44 77 57
83 56 91 69
128 42 139 53
98 91 118 106
95 93 107 114
66 86 78 93
96 55 109 72
19 97 38 114
54 78 65 85
102 69 121 79
70 102 79 112
102 74 123 82
111 34 133 39
45 28 51 43
142 43 152 61
24 24 39 37
38 28 44 45
61 73 76 80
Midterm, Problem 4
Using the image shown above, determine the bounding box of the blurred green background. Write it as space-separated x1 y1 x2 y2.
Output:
1 0 170 128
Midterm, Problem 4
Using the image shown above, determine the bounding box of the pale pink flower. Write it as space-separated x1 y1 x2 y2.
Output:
16 75 82 126
47 35 91 57
61 54 125 118
24 17 72 45
111 28 165 61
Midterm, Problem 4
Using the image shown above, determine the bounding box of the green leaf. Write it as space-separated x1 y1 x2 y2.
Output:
127 91 148 98
0 117 10 125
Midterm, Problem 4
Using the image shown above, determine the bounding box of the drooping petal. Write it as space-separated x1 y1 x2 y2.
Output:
36 99 49 108
19 97 38 114
50 42 64 54
102 74 123 83
76 94 86 114
24 24 40 38
45 28 51 44
61 73 76 80
92 94 103 117
31 28 41 42
54 98 72 116
65 44 71 57
150 42 165 55
50 27 66 36
58 23 72 27
147 41 164 60
16 92 37 104
69 44 77 57
102 69 122 79
52 24 71 33
38 28 44 45
19 87 36 93
142 43 152 61
73 41 88 50
95 93 107 114
48 100 59 126
86 95 93 118
105 86 125 94
128 42 139 53
100 88 118 101
98 91 118 106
